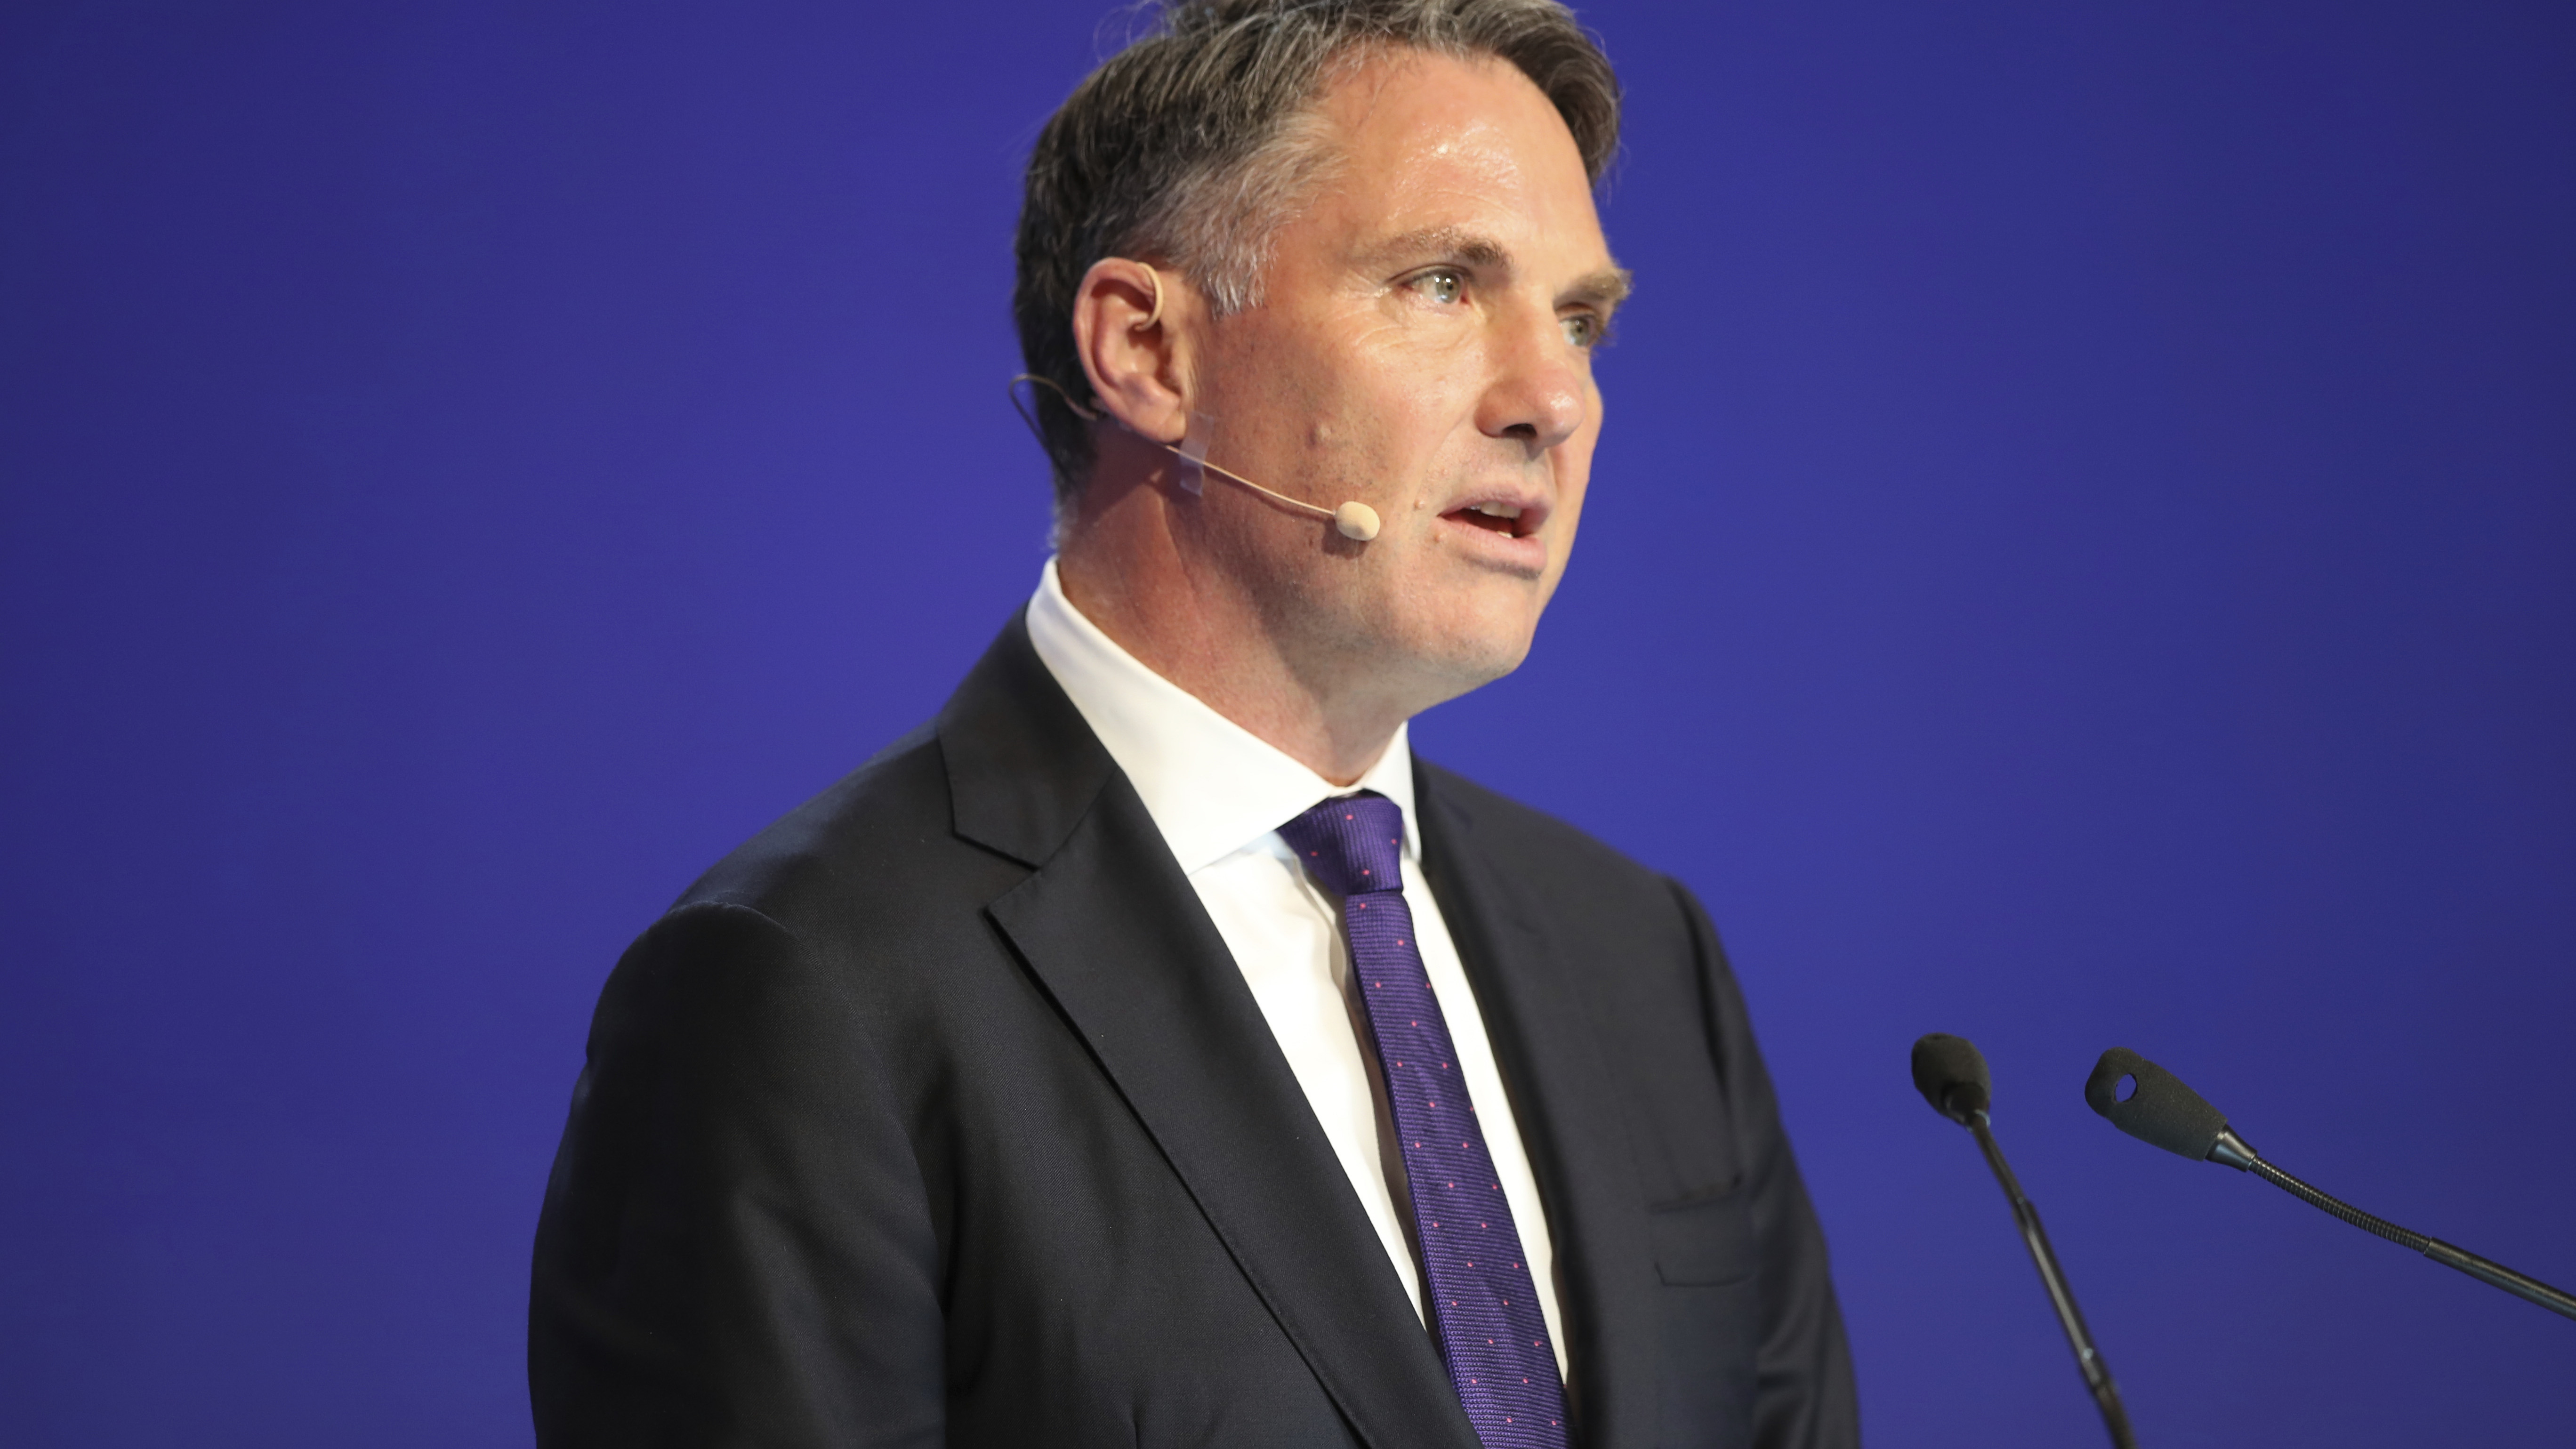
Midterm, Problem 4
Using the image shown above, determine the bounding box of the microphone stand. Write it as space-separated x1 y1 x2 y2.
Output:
1966 1109 2140 1449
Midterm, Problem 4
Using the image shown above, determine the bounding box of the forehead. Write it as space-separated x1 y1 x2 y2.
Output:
1300 48 1608 268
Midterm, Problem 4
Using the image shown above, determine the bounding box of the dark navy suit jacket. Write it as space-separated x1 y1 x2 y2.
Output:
529 615 1858 1448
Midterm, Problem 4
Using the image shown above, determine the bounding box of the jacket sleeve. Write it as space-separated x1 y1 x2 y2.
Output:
528 901 944 1447
1669 878 1861 1449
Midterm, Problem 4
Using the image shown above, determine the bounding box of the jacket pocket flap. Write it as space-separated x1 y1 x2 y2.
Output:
1650 1191 1755 1286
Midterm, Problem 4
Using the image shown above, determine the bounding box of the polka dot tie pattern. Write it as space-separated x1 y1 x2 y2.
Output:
1278 792 1570 1449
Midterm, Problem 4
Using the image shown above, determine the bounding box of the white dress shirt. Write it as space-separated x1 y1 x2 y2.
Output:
1024 559 1567 1376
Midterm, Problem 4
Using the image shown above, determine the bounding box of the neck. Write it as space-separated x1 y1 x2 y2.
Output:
1054 459 1410 788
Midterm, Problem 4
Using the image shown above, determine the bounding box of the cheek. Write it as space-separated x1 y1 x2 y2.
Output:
1556 380 1604 532
1368 312 1487 402
1553 476 1590 549
1315 360 1479 491
1204 316 1353 456
1375 340 1473 418
1552 399 1602 540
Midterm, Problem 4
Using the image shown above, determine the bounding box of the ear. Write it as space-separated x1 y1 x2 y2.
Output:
1071 258 1192 446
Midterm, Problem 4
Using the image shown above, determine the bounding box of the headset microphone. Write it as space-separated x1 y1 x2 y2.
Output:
1013 373 1381 542
1010 267 1380 542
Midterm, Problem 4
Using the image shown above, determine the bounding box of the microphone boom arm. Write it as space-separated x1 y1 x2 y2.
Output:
2240 1154 2576 1322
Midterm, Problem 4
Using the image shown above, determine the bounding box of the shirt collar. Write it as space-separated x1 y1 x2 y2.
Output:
1024 557 1422 876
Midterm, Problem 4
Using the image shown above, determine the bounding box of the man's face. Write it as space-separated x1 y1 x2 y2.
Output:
1191 48 1625 715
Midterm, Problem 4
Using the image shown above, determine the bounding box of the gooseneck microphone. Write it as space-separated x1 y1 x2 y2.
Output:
1912 1034 2141 1449
2086 1048 2576 1321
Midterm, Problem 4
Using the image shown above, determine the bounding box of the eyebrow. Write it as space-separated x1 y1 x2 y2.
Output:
1566 265 1634 311
1359 225 1634 311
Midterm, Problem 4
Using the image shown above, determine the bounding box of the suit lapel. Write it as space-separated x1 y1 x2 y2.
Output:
941 618 1481 1449
1417 766 1661 1449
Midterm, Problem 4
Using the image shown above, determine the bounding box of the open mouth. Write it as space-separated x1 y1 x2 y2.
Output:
1445 500 1533 538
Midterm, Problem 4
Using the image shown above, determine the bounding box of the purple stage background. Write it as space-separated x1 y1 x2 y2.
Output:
4 2 2571 1444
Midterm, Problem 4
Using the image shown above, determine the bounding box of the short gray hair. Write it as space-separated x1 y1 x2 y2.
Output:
1012 0 1621 507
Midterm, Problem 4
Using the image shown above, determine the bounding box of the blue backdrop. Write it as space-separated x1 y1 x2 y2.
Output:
4 2 2570 1444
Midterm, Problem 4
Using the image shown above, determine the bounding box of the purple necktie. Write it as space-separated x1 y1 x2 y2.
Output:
1279 793 1571 1449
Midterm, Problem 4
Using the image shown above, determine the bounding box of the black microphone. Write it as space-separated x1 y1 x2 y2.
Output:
2087 1047 2576 1321
1912 1034 2141 1449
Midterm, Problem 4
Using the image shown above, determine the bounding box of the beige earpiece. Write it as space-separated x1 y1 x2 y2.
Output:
1137 267 1165 331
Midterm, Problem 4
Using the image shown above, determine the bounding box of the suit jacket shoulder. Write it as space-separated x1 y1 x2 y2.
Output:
661 722 1014 962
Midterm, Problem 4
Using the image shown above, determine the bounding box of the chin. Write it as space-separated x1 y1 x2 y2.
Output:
1395 611 1542 704
1342 572 1554 708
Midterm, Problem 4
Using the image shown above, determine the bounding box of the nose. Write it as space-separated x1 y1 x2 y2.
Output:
1475 303 1588 454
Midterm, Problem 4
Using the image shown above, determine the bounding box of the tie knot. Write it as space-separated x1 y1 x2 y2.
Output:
1278 792 1406 897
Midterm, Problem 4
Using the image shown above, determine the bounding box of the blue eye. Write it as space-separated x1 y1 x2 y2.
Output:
1562 313 1601 348
1413 269 1464 304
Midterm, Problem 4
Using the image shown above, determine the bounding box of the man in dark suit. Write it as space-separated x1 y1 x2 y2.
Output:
530 2 1858 1446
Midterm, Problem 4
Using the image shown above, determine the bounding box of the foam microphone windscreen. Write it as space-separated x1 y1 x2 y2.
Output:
1911 1033 1993 1122
2085 1048 2230 1161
